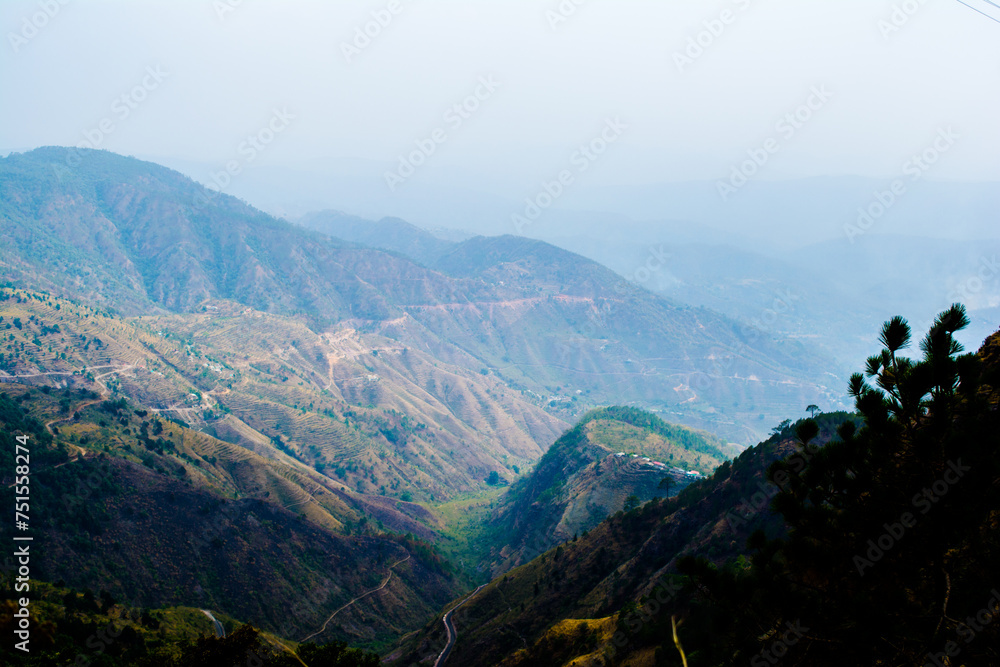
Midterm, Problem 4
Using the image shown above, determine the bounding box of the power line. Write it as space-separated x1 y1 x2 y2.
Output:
955 0 1000 24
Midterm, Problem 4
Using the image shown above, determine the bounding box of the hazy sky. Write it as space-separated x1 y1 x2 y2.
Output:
3 0 999 188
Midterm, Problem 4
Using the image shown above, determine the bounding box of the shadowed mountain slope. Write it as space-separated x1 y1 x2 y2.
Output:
480 407 729 576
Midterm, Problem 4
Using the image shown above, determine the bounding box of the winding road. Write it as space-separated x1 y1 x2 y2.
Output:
300 553 411 643
200 609 225 638
433 584 486 667
203 609 309 665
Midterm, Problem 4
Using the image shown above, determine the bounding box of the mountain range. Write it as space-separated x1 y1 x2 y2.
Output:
1 146 998 666
0 147 844 445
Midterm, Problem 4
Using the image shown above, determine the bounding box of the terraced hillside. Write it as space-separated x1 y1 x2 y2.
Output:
478 407 731 577
0 147 843 444
0 288 565 502
141 303 566 499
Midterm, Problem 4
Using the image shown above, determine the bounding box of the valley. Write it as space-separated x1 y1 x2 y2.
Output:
0 148 996 667
5 7 999 666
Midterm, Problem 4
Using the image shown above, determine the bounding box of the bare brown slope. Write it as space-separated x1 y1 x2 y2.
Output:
0 288 566 502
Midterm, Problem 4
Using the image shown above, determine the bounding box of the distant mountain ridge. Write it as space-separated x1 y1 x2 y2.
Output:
0 147 840 444
297 210 454 267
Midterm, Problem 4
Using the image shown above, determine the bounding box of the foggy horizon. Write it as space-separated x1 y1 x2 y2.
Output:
2 4 1000 666
3 0 1000 244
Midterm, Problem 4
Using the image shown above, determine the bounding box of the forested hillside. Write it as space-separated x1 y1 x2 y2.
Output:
391 309 1000 666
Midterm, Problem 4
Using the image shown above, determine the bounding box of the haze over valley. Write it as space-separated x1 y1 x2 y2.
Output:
1 2 999 666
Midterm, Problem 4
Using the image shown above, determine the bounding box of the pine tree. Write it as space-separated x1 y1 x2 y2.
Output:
679 306 1000 665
